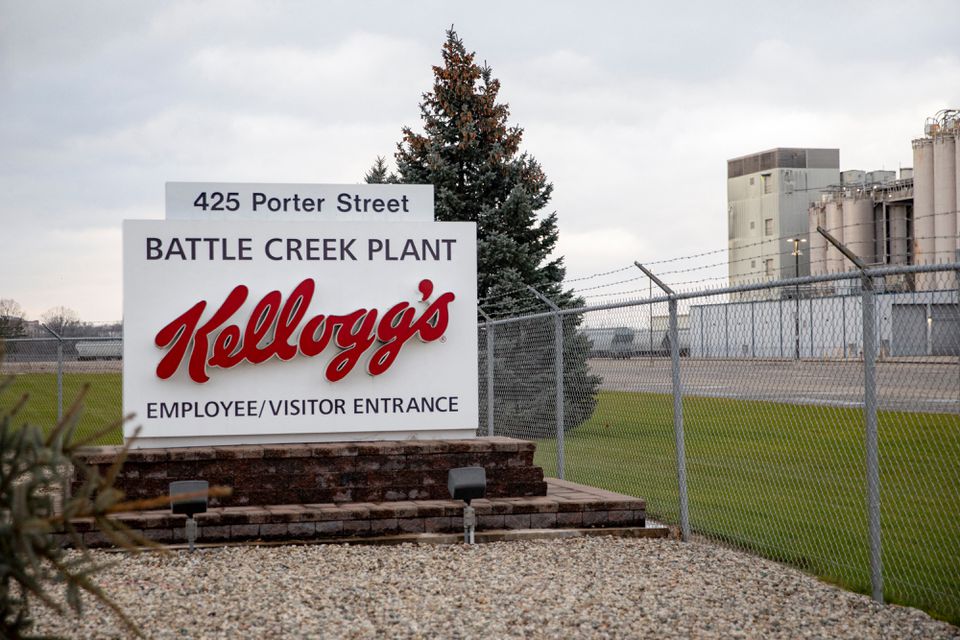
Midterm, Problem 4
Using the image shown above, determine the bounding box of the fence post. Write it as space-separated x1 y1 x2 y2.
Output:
817 225 883 603
668 297 690 541
527 287 564 479
57 341 63 420
862 275 883 602
40 323 64 421
779 298 783 358
724 304 729 357
478 309 495 437
635 262 690 541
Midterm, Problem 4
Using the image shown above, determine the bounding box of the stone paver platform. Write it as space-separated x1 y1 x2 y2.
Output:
69 478 651 547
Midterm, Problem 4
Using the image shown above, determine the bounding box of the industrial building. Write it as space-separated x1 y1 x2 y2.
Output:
689 290 957 359
710 111 960 357
727 148 840 293
809 109 960 292
910 109 960 290
807 169 914 293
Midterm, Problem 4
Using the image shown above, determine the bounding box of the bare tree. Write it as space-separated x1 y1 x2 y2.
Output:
41 306 80 336
0 299 26 338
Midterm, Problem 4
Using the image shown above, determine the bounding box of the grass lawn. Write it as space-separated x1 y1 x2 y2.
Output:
536 390 960 624
1 372 123 445
2 373 957 622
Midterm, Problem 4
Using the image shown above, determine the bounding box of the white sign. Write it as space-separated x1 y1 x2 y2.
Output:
123 220 477 448
165 182 434 221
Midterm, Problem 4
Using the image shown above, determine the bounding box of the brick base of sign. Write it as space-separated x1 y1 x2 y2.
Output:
73 437 548 507
64 478 651 547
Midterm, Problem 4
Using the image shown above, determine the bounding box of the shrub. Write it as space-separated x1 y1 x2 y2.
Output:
1 378 150 638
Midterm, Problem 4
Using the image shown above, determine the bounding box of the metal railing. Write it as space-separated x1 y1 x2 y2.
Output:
480 262 960 623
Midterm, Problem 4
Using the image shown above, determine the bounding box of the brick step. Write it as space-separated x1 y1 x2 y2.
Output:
74 437 547 506
67 479 648 547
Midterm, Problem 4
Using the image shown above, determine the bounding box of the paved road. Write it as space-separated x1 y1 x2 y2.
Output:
589 357 960 414
0 360 122 374
4 357 957 414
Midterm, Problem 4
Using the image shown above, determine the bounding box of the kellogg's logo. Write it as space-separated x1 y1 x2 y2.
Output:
155 279 454 383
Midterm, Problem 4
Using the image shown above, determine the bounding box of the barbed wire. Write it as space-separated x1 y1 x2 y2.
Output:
479 300 551 320
564 264 636 283
478 285 529 305
575 242 960 301
563 214 960 294
570 274 647 293
564 208 960 287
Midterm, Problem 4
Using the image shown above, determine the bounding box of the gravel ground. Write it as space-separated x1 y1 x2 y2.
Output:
29 537 959 639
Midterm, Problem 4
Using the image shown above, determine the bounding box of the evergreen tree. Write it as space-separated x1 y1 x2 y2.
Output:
373 28 599 436
363 156 397 184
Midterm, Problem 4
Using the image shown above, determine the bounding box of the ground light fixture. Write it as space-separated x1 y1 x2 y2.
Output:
170 480 209 552
447 467 486 544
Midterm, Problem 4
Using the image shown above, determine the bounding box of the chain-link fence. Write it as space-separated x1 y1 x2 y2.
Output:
2 263 958 621
1 336 123 445
482 263 960 623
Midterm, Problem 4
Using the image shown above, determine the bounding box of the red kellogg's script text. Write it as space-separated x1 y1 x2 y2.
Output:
155 279 454 383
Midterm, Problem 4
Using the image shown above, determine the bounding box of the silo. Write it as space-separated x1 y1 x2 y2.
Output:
808 203 827 276
933 134 957 270
888 204 909 265
843 193 875 266
956 133 960 258
912 137 935 289
825 196 844 274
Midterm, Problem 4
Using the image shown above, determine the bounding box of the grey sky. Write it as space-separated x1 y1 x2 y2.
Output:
2 1 958 320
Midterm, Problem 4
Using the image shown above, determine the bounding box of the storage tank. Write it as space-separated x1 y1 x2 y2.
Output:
866 170 896 184
843 193 875 266
825 196 844 274
912 137 936 289
932 134 957 274
808 203 827 276
900 167 913 180
888 204 909 265
841 170 865 186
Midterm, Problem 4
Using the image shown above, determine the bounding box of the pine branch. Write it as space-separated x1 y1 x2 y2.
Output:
0 373 234 637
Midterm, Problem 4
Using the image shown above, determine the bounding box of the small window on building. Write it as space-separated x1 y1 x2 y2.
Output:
764 259 774 277
762 173 774 194
750 221 755 230
749 177 755 186
751 260 756 268
764 218 773 235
